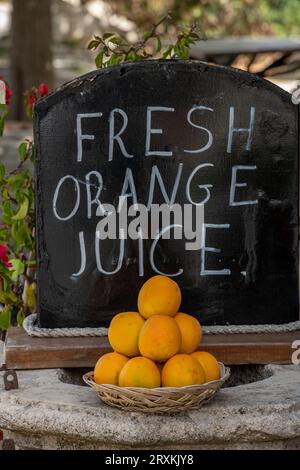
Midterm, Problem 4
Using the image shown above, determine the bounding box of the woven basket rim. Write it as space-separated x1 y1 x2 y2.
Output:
83 362 230 394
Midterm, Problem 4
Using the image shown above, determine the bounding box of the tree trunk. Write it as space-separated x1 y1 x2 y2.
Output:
10 0 54 120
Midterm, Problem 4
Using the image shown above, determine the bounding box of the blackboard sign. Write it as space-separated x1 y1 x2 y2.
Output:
34 60 299 328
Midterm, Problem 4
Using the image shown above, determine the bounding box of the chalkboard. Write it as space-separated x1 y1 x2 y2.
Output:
34 60 299 328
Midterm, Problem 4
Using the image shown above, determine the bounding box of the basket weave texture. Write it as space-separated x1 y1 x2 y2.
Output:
83 363 230 414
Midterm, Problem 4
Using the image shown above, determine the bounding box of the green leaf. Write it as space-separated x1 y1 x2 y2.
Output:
131 53 144 62
25 260 36 267
18 142 27 162
0 161 5 180
24 282 37 311
103 32 114 40
1 188 9 200
0 308 11 330
0 104 9 137
107 54 123 67
189 32 200 39
2 200 13 223
0 227 8 239
17 308 25 326
0 290 18 304
126 52 136 61
12 223 33 250
176 46 189 59
156 36 162 53
10 258 25 282
0 272 12 291
143 31 151 40
7 175 24 195
162 44 174 59
11 198 29 221
102 46 109 56
88 39 100 50
95 51 104 68
109 36 127 46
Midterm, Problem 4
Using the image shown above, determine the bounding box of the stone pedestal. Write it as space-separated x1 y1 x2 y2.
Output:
0 365 300 450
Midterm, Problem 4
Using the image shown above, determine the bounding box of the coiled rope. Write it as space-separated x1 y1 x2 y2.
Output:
23 313 300 337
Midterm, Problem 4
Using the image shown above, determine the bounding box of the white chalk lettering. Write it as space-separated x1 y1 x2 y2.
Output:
95 229 125 274
72 231 86 277
201 223 231 276
53 175 80 221
138 228 144 277
184 106 214 153
118 168 138 212
109 108 133 161
186 163 214 205
227 106 255 153
76 113 102 162
229 165 258 206
150 224 183 277
86 171 104 219
145 106 174 156
147 163 183 209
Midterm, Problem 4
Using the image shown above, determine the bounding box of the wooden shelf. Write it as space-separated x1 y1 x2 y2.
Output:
4 327 300 370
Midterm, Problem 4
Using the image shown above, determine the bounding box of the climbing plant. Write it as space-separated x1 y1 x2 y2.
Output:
0 84 47 329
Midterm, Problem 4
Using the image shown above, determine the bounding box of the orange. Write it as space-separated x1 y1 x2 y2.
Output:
174 312 202 354
94 352 128 385
138 275 181 319
108 311 145 357
191 351 220 382
162 354 206 387
138 315 182 362
118 356 161 388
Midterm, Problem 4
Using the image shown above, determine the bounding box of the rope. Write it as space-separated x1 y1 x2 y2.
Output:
202 321 300 334
23 313 300 337
23 314 108 337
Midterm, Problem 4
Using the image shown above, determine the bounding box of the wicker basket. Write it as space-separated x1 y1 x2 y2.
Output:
83 363 230 414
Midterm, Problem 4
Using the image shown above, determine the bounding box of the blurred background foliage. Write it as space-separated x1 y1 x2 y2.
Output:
105 0 300 37
0 0 300 120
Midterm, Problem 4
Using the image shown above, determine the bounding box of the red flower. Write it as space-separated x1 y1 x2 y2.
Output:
25 83 49 119
0 243 12 269
27 91 38 106
0 77 12 105
38 83 49 98
5 86 13 106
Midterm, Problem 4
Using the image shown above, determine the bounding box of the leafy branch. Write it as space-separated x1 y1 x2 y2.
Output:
0 104 9 137
88 14 201 68
0 138 36 329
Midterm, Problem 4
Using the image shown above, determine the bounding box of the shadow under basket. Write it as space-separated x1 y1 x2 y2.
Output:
83 363 230 414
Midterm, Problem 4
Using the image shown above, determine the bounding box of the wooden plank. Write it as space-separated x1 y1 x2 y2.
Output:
4 328 111 370
4 327 300 369
199 332 299 365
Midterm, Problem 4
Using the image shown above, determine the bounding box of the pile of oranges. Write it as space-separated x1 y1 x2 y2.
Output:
94 275 220 388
